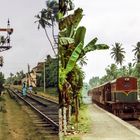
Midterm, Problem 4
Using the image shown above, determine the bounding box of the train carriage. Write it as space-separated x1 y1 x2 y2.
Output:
90 77 140 119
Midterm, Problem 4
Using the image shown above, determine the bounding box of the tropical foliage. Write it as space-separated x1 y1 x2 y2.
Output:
89 42 140 89
35 0 59 55
37 55 58 87
0 72 5 94
132 42 140 65
111 43 125 66
59 2 109 132
5 71 25 85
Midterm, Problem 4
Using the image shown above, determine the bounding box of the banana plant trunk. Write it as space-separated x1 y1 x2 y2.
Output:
75 94 79 130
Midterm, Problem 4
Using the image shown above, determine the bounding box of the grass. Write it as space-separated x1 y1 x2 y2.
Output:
0 96 5 101
0 92 57 140
64 104 92 140
33 87 58 102
8 85 58 102
64 137 81 140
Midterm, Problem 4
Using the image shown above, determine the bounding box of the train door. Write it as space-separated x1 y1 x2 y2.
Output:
104 84 111 101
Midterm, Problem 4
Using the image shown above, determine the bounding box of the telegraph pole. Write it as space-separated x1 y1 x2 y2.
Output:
44 60 46 93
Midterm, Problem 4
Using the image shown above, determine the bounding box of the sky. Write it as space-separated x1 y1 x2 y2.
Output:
0 0 56 77
0 0 140 83
73 0 140 82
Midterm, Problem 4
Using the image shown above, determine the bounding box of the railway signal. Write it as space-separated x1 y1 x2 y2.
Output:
0 19 13 52
0 19 13 67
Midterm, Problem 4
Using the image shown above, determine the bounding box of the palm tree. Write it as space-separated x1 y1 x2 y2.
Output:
132 42 140 64
105 64 118 80
35 0 59 55
59 0 74 16
46 0 59 44
127 62 133 76
110 43 125 66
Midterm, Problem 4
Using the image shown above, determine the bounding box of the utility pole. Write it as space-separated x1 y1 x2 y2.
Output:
44 60 46 93
27 64 30 86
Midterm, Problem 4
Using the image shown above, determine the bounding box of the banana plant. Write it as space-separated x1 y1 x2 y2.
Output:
59 7 109 129
59 25 109 89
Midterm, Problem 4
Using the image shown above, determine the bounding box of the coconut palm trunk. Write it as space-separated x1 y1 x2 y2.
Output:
44 28 56 55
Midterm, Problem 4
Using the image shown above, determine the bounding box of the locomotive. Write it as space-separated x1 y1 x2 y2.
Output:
89 77 140 119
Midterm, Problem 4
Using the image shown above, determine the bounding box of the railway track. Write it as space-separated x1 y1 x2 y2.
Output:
7 88 59 137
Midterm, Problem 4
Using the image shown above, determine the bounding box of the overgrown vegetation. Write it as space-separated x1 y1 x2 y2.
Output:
58 0 109 134
64 104 91 140
89 42 140 90
5 70 25 85
0 72 5 95
37 55 58 88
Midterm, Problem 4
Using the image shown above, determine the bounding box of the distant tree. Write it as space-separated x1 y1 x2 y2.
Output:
132 42 140 65
118 66 128 77
59 0 74 16
0 72 5 95
45 57 58 87
35 0 59 55
105 64 118 80
89 76 100 88
111 43 125 66
127 62 133 76
9 73 14 84
36 56 58 88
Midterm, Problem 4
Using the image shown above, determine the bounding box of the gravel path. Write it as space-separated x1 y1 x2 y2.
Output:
81 104 140 140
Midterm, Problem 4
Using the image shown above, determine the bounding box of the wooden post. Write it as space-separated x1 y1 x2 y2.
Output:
59 108 63 139
63 106 67 135
44 62 46 93
75 95 79 130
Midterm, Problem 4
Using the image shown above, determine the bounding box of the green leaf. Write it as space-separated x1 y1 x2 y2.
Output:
56 11 64 21
59 67 67 90
59 8 83 30
74 26 86 47
94 44 109 50
65 42 83 74
84 38 109 54
83 37 98 53
59 37 74 45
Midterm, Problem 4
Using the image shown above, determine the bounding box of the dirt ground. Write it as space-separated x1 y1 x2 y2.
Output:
64 104 140 140
81 104 140 140
0 92 57 140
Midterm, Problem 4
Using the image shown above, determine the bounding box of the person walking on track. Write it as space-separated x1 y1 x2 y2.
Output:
22 82 27 97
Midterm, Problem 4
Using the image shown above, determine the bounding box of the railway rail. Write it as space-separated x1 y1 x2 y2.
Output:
7 88 59 136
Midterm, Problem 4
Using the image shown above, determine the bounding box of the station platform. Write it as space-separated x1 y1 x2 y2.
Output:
82 104 140 140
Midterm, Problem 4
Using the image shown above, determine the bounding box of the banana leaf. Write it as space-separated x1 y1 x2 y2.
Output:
81 38 109 57
65 42 83 74
59 37 74 45
59 25 75 38
59 67 67 90
74 26 86 47
59 8 83 30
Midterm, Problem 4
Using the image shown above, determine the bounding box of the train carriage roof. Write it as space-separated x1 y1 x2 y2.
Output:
91 76 137 90
91 81 110 90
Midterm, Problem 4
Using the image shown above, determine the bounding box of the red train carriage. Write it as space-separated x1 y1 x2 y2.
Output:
90 77 140 119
